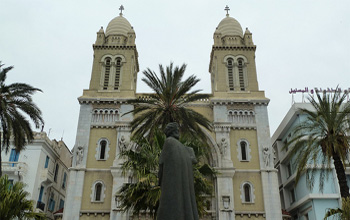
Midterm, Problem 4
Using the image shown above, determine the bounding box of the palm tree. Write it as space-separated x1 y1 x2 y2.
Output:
286 88 350 198
117 130 215 219
0 62 44 176
125 63 212 142
0 175 47 219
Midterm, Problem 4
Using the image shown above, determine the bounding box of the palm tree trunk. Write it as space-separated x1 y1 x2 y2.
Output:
0 130 2 177
333 152 350 199
0 137 2 177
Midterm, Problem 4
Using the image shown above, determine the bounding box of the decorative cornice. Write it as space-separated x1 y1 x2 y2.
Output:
214 123 256 131
212 45 256 51
235 211 265 217
93 45 137 50
91 123 130 129
78 97 131 104
80 210 110 216
211 99 269 106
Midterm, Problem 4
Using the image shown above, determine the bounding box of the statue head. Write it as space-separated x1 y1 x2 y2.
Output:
164 122 180 139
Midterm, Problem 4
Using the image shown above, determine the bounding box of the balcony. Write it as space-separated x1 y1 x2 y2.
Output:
40 168 55 184
36 201 45 211
1 162 28 176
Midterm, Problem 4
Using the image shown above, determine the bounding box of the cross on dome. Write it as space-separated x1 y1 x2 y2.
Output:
224 5 230 16
119 5 124 16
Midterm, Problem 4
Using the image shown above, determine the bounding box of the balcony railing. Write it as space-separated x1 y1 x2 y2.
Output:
1 162 28 175
41 168 55 184
36 201 45 211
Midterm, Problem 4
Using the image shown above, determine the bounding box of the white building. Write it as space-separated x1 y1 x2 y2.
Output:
1 132 72 220
272 103 350 219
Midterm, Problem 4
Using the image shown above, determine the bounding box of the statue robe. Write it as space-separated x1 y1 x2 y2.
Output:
157 137 199 220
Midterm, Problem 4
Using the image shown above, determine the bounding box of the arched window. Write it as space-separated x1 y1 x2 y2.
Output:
91 181 106 202
237 139 251 162
240 182 255 203
241 142 247 160
103 58 111 90
227 58 234 91
114 58 122 90
95 138 110 161
95 183 102 201
244 183 251 202
99 140 106 160
237 58 245 91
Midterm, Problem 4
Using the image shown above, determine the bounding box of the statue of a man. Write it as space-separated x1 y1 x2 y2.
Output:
157 122 199 220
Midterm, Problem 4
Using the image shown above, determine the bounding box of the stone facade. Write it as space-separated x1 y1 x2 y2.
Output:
64 9 282 220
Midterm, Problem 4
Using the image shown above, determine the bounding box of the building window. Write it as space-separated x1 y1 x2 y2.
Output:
290 188 296 204
38 186 44 202
287 162 292 178
48 193 56 212
54 164 59 182
44 156 50 168
240 182 255 203
237 139 251 162
9 149 20 167
8 179 14 188
59 199 65 210
95 183 102 201
227 58 234 91
114 58 121 90
91 180 106 202
62 172 67 189
103 58 111 90
237 58 245 91
100 140 106 159
244 184 251 202
95 138 110 161
241 142 247 160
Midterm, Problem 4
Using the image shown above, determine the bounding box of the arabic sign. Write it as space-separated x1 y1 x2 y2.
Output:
289 87 350 94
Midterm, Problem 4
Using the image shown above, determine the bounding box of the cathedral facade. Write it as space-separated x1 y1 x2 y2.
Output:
64 8 282 220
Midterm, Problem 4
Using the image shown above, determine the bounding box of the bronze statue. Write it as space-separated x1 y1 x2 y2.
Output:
157 122 199 220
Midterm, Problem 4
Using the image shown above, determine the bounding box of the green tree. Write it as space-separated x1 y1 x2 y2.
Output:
117 130 215 219
125 63 212 142
0 62 44 176
0 175 47 219
286 89 350 198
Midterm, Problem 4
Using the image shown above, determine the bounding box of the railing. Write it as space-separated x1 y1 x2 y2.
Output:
1 162 28 175
41 168 54 184
36 201 45 211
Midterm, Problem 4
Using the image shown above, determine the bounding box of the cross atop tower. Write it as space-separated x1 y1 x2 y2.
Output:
224 5 230 16
119 5 124 16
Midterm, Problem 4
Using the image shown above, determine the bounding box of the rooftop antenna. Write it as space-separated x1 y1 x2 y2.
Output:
224 5 230 16
119 5 124 16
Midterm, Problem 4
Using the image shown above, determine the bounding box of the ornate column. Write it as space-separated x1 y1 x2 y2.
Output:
255 104 282 219
64 103 93 220
110 104 133 220
213 103 235 220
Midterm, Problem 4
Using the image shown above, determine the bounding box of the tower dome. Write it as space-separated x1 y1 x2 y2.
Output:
105 14 133 37
216 15 243 38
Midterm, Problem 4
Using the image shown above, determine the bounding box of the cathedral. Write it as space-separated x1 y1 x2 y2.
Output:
64 6 282 220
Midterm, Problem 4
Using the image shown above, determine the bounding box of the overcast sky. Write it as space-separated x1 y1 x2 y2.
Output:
1 0 349 150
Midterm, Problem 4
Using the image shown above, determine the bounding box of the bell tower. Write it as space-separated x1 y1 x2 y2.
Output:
210 6 282 220
64 7 138 220
209 7 261 99
86 6 139 98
